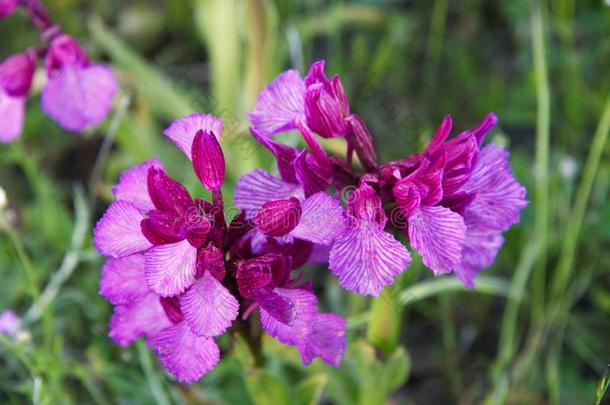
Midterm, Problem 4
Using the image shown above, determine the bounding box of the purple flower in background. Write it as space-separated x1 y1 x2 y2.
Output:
0 0 17 17
94 113 347 383
41 34 117 132
0 51 36 143
245 60 527 293
0 310 20 337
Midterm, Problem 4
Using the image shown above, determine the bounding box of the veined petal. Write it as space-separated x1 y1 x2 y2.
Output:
259 288 317 346
298 313 346 367
112 158 162 212
0 90 24 143
41 65 117 132
329 220 410 296
109 293 171 347
461 145 527 232
94 201 152 258
234 169 304 217
153 322 220 384
408 205 466 275
99 255 149 305
163 113 222 159
181 273 238 337
248 70 305 136
290 192 346 245
145 239 197 297
453 227 504 288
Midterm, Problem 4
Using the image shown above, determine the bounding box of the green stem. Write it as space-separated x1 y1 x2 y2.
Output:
439 295 462 399
137 341 172 405
551 91 610 298
423 0 448 103
0 210 38 300
531 0 551 322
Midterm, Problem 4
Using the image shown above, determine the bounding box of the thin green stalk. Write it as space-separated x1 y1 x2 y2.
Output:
0 210 38 300
551 91 610 298
423 0 448 101
531 0 551 322
439 295 462 400
137 341 172 405
491 240 540 383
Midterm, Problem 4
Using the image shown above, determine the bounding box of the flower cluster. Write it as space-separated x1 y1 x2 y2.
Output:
243 60 528 294
0 0 117 142
93 114 347 383
93 60 526 384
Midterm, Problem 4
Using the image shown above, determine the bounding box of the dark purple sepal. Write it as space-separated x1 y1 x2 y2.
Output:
254 288 296 326
254 197 302 237
346 114 377 171
45 34 90 75
192 130 225 191
0 51 36 97
294 151 331 197
141 210 184 245
147 167 194 214
250 128 299 183
159 296 184 324
236 257 273 298
347 182 386 226
196 245 225 281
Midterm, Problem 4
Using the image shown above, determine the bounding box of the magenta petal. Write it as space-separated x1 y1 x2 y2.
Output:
181 273 238 337
99 255 149 305
192 130 225 190
41 65 117 132
145 239 197 297
93 201 152 258
461 145 528 232
234 169 304 217
298 313 346 367
112 159 162 212
453 227 504 288
153 322 220 384
259 287 317 346
290 192 346 245
0 90 24 143
163 113 222 159
0 310 20 337
109 293 171 347
0 0 17 17
408 205 466 275
329 220 411 296
248 69 305 136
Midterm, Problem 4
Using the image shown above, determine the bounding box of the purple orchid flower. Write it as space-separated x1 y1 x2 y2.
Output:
94 113 347 383
244 60 527 293
0 51 36 142
41 34 118 132
0 0 17 17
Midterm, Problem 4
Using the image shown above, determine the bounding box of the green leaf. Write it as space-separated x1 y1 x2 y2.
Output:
380 347 410 395
245 370 290 405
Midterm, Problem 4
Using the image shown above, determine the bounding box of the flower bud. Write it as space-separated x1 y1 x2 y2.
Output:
0 52 36 97
192 130 225 191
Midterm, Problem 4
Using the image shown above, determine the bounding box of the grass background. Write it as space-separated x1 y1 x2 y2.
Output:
1 0 609 404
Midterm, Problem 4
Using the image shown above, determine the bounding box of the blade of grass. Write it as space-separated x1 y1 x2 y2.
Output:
531 0 550 322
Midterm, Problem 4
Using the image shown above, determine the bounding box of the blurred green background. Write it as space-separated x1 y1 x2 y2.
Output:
1 0 609 404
